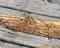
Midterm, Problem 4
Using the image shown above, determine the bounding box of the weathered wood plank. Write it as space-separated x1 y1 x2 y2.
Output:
0 0 60 17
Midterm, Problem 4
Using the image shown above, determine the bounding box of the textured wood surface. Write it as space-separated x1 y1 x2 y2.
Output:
42 44 60 48
0 15 60 48
0 0 60 48
0 16 60 39
0 0 60 17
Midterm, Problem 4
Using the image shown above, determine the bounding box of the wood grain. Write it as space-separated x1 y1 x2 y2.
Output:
0 16 60 39
42 44 60 48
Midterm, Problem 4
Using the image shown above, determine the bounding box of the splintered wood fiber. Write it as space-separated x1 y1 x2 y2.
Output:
0 16 60 39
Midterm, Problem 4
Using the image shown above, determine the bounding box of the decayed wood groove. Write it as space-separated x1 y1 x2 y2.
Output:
0 16 60 39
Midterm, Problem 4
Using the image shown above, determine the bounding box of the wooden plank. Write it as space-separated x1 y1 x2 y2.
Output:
0 0 60 17
0 38 60 48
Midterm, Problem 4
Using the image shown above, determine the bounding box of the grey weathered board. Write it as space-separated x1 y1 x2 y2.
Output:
0 0 60 48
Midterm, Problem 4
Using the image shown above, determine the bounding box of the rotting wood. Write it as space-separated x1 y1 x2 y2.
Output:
0 16 60 39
